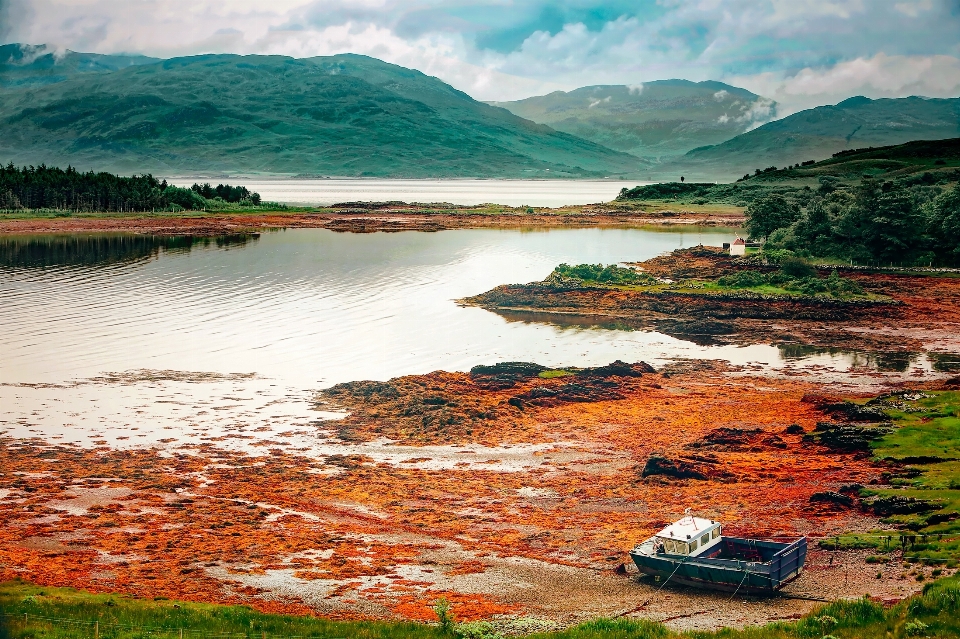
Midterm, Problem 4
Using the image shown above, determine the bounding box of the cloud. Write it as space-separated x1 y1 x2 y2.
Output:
1 0 958 109
627 83 643 95
713 90 728 101
730 53 960 116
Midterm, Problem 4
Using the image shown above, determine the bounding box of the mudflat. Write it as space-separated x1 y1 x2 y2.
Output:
0 203 745 236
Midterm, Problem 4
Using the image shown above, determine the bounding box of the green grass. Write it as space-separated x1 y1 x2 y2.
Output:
4 577 960 639
538 370 575 379
827 392 960 563
0 580 443 639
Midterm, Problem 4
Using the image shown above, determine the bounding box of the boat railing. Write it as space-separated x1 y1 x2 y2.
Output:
768 537 807 584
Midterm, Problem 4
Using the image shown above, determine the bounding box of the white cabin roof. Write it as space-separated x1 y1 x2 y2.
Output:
655 516 719 541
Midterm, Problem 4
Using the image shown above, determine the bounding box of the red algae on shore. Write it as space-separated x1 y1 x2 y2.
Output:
0 364 917 626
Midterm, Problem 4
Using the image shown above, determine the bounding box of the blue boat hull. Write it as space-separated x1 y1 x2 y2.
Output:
629 536 807 595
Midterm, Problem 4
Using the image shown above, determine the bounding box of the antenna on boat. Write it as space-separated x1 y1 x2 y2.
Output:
684 508 699 530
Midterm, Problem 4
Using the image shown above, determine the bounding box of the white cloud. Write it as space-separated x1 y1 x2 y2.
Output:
588 96 611 108
895 0 933 18
628 83 643 95
3 0 959 107
730 53 960 116
713 89 729 101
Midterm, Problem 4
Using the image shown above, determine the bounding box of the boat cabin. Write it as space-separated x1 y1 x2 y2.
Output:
653 516 722 557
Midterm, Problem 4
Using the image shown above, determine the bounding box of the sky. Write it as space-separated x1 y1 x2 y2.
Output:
2 0 960 114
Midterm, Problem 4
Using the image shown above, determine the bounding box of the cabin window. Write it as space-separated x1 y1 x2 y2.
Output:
712 527 721 539
689 539 698 551
701 534 710 546
677 541 689 554
664 540 676 554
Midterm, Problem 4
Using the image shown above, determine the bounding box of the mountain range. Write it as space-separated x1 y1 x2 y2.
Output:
1 43 958 182
0 46 643 178
0 43 157 89
490 80 774 160
661 95 960 181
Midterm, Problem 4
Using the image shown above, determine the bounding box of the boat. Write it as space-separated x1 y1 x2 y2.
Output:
629 512 807 594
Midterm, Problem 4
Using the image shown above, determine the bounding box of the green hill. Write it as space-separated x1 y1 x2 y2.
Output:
0 50 645 178
491 80 773 160
619 137 960 205
665 96 960 182
0 43 158 89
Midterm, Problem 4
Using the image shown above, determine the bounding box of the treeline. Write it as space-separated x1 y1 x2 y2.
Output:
190 182 259 204
0 164 261 212
748 178 960 266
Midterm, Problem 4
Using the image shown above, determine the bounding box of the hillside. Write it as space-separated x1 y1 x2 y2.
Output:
491 80 774 160
619 137 960 206
664 96 960 182
0 43 157 88
0 51 645 178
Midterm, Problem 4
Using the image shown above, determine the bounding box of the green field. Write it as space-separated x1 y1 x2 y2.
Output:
3 577 960 639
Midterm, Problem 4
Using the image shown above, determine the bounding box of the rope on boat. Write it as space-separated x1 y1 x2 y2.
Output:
631 554 692 611
727 567 749 601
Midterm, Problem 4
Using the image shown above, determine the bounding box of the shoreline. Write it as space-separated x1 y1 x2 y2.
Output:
2 361 951 630
0 203 745 236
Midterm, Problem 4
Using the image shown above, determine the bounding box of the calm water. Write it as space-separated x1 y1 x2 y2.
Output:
167 178 649 207
0 227 941 450
1 226 756 386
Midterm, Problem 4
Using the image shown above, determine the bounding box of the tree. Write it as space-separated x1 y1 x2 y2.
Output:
926 184 960 265
745 195 799 240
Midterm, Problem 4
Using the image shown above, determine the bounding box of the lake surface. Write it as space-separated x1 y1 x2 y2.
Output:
0 227 939 450
167 178 648 207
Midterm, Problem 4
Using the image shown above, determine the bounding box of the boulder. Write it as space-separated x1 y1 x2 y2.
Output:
641 455 707 481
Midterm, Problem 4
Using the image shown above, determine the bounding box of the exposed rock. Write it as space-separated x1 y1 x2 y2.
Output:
687 427 787 451
510 379 624 407
470 362 547 389
576 360 655 378
804 421 894 452
809 491 854 508
640 455 707 481
784 424 805 435
801 395 888 422
871 495 938 516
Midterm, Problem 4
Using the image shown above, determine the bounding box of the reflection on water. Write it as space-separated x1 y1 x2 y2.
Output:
493 309 736 346
929 353 960 373
778 344 945 373
0 233 259 268
1 226 746 386
2 226 955 451
0 226 952 390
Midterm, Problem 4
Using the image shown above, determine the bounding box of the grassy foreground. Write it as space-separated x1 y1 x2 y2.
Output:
2 577 960 639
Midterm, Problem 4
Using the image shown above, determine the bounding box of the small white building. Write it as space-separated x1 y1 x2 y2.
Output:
730 237 746 256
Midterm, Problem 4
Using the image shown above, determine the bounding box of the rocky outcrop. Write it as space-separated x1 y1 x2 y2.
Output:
803 422 894 452
871 495 938 516
640 455 707 481
687 427 787 451
809 491 854 508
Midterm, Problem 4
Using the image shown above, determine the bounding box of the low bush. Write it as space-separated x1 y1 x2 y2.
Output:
550 263 656 285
